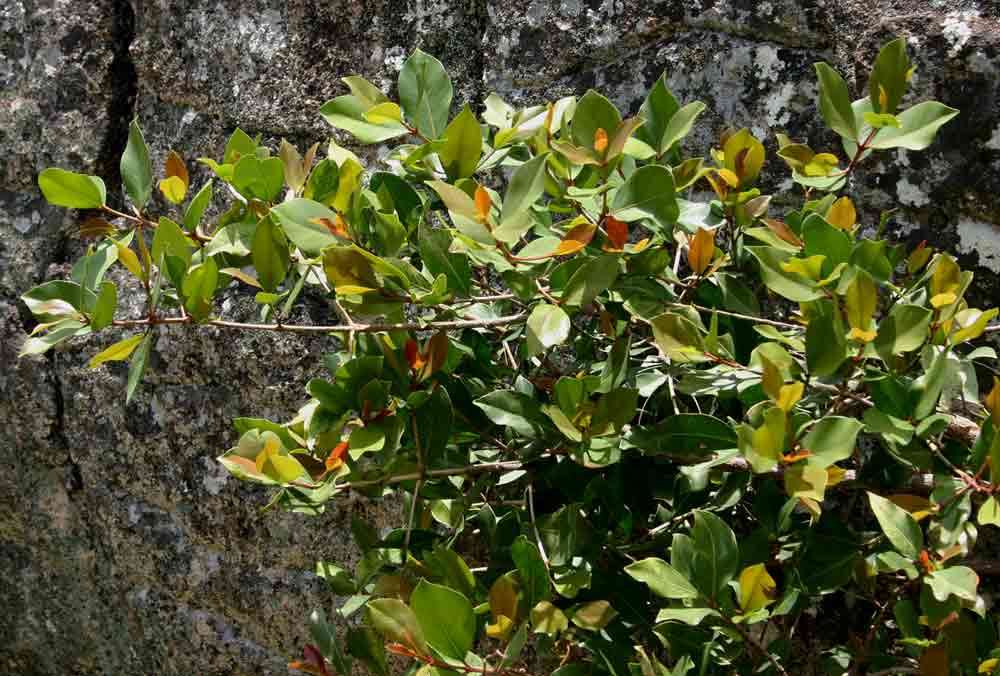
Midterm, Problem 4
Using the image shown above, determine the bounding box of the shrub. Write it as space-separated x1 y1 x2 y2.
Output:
22 37 1000 675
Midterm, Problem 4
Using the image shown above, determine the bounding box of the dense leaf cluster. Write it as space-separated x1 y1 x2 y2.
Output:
22 39 1000 675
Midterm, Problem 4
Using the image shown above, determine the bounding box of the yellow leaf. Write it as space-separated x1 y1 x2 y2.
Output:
593 127 609 154
115 241 145 281
776 382 804 412
845 273 877 333
984 377 1000 427
826 466 847 487
717 168 740 187
908 242 933 274
781 255 826 281
878 84 889 112
332 158 363 213
364 101 403 125
929 255 961 307
158 176 187 204
688 227 715 275
88 335 144 369
486 615 514 640
980 658 999 674
760 356 783 402
803 152 839 177
950 307 998 344
752 407 786 466
827 196 857 231
220 267 262 289
784 463 827 502
848 327 878 343
738 564 776 613
488 574 519 624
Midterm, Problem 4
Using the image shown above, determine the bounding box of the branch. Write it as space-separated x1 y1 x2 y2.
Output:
111 312 527 334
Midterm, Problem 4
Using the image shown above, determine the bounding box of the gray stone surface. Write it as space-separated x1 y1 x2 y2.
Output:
1 0 1000 674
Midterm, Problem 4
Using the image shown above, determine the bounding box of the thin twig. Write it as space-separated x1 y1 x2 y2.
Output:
111 312 527 334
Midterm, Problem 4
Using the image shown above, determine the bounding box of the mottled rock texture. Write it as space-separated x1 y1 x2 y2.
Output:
1 0 999 674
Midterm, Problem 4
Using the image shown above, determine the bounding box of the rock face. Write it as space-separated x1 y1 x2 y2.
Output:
1 0 999 673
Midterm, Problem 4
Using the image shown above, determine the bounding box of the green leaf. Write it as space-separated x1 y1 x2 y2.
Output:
805 303 847 377
121 118 153 208
418 221 471 295
803 417 863 468
125 333 152 404
530 601 569 636
500 153 550 226
320 95 409 144
572 90 621 149
270 198 341 255
815 63 858 140
398 49 453 139
611 165 678 232
426 179 480 223
438 105 482 180
660 102 707 155
868 101 959 150
867 492 923 559
181 257 219 320
511 536 550 609
747 247 824 302
475 391 546 437
689 511 739 598
233 156 284 202
868 37 911 114
925 566 978 603
562 255 619 308
316 561 357 595
410 580 475 661
152 217 193 269
37 168 107 209
89 334 144 369
627 414 736 459
625 557 699 599
875 304 932 356
978 496 1000 527
526 303 571 357
308 608 352 676
366 598 429 658
90 281 117 331
224 128 256 164
252 217 289 292
635 75 679 154
654 608 720 626
183 180 214 231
